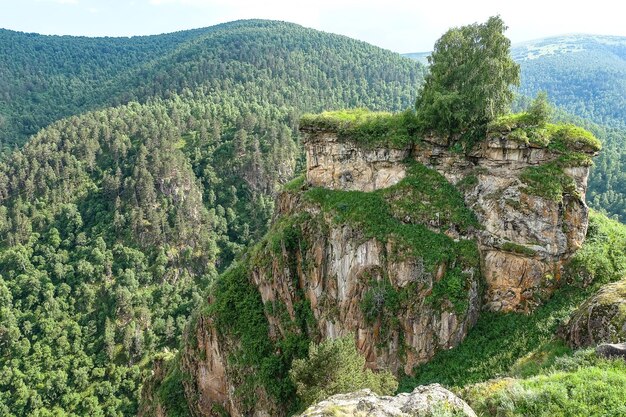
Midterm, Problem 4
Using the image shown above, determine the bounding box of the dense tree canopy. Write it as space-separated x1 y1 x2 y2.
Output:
0 20 425 151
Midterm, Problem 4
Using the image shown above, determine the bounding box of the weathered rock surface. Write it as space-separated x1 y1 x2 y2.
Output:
261 193 480 375
302 130 596 312
304 129 409 191
298 385 477 417
596 343 626 360
563 280 626 348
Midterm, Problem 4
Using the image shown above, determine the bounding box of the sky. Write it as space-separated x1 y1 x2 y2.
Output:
1 0 625 53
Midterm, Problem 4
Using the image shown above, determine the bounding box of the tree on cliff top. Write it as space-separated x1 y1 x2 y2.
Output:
416 16 520 137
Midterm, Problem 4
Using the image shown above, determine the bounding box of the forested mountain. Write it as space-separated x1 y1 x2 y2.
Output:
0 20 424 150
0 20 424 416
513 34 626 129
405 34 626 222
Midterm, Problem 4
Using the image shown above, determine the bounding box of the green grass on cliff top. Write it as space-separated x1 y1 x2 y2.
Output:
488 112 602 152
300 108 601 153
299 108 420 148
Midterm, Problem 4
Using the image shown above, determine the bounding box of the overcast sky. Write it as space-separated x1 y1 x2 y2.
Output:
1 0 624 52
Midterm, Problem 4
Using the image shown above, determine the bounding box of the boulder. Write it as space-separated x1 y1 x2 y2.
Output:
562 280 626 348
298 384 477 417
596 342 626 360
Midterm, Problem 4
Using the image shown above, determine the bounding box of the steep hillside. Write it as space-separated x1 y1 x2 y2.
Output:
0 21 424 417
0 20 425 150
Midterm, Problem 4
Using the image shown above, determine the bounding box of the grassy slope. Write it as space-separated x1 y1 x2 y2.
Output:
399 211 626 416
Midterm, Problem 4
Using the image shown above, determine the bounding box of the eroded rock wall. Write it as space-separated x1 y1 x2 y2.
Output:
169 190 480 416
302 129 595 312
304 129 409 191
259 192 480 375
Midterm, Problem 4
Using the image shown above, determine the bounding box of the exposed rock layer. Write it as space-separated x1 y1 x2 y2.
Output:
171 190 480 416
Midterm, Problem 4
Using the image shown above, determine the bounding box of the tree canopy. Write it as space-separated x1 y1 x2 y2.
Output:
416 16 520 136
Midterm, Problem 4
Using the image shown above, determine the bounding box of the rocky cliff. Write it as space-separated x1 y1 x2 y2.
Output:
151 167 482 416
303 116 598 312
140 111 599 417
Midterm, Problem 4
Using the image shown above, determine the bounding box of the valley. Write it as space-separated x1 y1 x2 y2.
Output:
0 17 625 417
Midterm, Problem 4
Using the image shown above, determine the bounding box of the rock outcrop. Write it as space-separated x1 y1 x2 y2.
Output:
141 114 597 417
305 131 408 191
302 127 596 312
563 279 626 348
166 186 481 416
298 385 477 417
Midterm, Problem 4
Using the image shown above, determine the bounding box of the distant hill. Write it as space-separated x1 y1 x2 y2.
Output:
0 20 425 149
402 51 430 65
514 34 626 129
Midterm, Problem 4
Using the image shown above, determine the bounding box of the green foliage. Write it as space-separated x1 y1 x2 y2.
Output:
360 278 401 324
509 35 626 222
398 211 626 392
206 217 316 412
501 242 537 256
289 336 398 409
156 359 192 417
300 109 420 148
282 174 306 192
488 116 600 154
209 262 284 404
548 123 602 152
464 351 626 417
565 211 626 285
386 163 479 232
0 19 425 416
426 266 473 314
415 16 520 136
526 91 553 126
505 108 600 203
520 160 578 202
304 161 479 273
0 20 424 151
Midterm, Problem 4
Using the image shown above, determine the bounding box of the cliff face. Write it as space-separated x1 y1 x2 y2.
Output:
304 128 595 312
140 114 597 417
167 184 481 416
